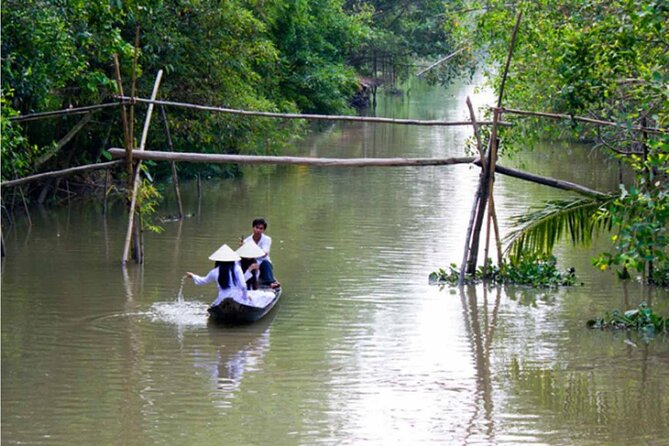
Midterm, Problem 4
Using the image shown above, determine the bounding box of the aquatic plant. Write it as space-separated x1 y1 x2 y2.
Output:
587 302 668 334
429 254 577 288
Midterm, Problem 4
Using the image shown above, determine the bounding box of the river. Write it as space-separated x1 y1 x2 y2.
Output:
2 78 668 445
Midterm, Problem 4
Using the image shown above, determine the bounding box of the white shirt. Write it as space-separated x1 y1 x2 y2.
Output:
191 263 249 306
243 233 272 264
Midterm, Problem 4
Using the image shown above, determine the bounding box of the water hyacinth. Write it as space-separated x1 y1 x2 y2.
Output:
587 302 668 335
429 254 578 288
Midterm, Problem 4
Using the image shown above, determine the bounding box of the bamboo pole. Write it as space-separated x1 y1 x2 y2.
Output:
108 148 475 167
475 161 608 197
482 109 501 278
8 103 123 123
34 112 94 168
489 194 503 267
121 70 163 265
103 168 109 215
196 174 201 217
466 10 523 277
128 25 140 196
460 97 486 285
416 47 466 77
1 160 124 188
18 187 32 226
112 54 133 184
497 107 668 135
128 25 139 183
106 147 610 196
114 96 508 127
160 105 184 219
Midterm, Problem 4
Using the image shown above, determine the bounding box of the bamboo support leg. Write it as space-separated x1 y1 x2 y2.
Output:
460 186 481 285
19 187 32 226
103 169 109 215
160 105 183 219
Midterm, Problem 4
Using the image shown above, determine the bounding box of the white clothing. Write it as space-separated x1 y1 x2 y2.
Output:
243 267 259 283
243 234 272 264
247 289 276 308
191 263 249 306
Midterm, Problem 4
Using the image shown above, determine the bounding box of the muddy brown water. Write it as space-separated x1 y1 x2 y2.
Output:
2 78 668 445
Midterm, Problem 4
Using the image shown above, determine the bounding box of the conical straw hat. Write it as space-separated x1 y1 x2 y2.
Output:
236 241 265 258
208 244 241 262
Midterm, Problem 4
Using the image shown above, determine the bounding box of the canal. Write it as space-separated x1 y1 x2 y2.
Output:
2 78 668 445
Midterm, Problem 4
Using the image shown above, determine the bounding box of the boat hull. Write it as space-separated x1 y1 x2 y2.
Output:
207 287 281 324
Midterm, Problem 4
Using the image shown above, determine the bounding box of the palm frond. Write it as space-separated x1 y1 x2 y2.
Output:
504 195 615 261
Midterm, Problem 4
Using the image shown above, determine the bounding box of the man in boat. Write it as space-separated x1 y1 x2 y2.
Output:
241 218 280 289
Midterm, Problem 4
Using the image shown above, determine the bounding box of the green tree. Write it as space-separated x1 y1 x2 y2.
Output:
261 0 368 113
347 0 473 85
458 0 669 283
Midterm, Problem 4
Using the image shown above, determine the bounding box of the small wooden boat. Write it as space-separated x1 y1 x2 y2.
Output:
207 286 282 324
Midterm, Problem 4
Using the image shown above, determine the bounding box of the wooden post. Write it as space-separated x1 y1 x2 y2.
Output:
121 70 163 265
464 10 523 278
460 97 486 285
103 168 110 215
482 108 500 277
128 25 140 196
18 187 32 226
197 173 202 216
112 54 133 184
160 105 184 219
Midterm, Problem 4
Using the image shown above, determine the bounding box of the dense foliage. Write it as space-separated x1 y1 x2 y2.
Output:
1 0 471 192
0 1 355 186
346 0 474 84
446 0 669 284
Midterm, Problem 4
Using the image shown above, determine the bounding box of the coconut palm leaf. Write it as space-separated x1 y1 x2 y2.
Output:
504 195 615 261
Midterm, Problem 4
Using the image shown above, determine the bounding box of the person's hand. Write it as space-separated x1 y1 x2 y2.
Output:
248 263 259 271
186 272 193 278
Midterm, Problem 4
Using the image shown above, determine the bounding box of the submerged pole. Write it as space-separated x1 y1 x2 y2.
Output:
160 105 184 219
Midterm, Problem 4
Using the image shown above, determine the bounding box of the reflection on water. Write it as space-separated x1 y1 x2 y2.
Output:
202 314 276 409
2 78 668 445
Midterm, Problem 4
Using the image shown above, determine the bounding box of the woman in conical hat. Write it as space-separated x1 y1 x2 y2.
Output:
236 241 265 290
186 244 250 306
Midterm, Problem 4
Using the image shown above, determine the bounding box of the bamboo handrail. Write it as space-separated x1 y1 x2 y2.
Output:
1 160 124 188
497 107 669 134
472 160 609 197
107 148 609 197
114 96 508 127
8 102 123 123
108 148 476 167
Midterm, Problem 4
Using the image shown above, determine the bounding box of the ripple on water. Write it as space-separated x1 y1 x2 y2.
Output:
148 299 209 327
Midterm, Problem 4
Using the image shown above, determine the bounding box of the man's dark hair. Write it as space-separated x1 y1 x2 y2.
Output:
252 218 267 229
